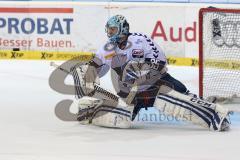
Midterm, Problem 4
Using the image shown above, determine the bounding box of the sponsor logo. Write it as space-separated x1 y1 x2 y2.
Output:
41 52 54 59
190 98 212 108
11 51 24 58
0 8 73 35
212 18 222 39
151 20 196 42
0 18 73 35
132 49 144 58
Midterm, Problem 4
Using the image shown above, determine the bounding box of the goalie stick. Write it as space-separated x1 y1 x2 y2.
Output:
50 61 137 107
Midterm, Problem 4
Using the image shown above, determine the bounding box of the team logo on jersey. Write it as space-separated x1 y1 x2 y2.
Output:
132 49 144 58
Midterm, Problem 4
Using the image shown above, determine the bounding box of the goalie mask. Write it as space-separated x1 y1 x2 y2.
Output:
105 15 130 44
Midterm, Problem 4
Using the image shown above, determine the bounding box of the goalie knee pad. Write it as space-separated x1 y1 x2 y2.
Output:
154 85 230 131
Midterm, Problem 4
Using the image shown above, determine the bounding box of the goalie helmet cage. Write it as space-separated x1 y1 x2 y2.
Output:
199 7 240 100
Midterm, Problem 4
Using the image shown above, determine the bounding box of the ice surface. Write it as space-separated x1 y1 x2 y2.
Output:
0 60 239 160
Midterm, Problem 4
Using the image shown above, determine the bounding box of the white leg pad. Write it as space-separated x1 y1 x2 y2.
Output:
77 97 103 125
154 85 230 131
78 97 133 128
91 100 133 128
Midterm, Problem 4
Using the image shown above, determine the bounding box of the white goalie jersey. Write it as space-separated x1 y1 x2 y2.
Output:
92 32 168 95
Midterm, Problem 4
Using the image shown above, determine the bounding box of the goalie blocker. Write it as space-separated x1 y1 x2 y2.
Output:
73 64 230 131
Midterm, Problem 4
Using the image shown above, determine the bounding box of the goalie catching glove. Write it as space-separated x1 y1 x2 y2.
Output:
71 63 100 99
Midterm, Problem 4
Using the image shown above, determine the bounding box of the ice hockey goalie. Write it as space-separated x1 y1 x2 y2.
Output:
72 61 230 131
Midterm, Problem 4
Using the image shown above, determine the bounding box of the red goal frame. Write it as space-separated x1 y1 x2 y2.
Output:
199 7 240 98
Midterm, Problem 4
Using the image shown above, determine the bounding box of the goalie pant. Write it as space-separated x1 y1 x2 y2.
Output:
77 85 229 131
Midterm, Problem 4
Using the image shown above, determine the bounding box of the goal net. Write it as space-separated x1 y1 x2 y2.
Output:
199 8 240 101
